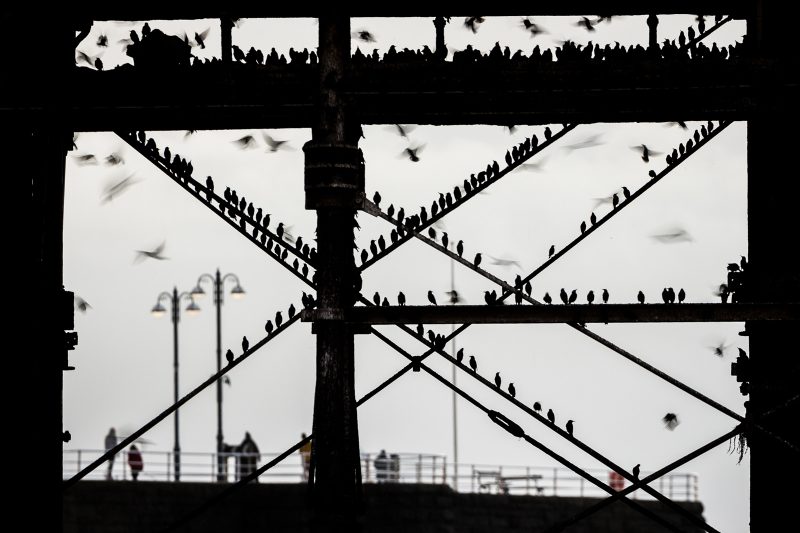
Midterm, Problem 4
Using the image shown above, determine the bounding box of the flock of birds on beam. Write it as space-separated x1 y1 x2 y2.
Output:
361 124 569 267
121 130 318 282
223 293 317 365
77 15 740 73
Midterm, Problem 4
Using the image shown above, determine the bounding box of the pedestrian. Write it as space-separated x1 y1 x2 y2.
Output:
104 427 117 480
300 433 312 481
127 444 143 481
240 431 261 481
374 449 388 483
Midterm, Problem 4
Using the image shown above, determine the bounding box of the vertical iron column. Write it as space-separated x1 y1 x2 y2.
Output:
171 287 181 482
305 16 363 532
434 17 448 60
747 2 800 531
220 16 233 64
215 269 225 481
647 14 659 52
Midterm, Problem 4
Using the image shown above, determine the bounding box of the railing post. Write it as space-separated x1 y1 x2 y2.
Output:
77 450 81 473
442 459 447 485
417 454 422 483
471 465 475 493
553 467 558 496
526 466 530 495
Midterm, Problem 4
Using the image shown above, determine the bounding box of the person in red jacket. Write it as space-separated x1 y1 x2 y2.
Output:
128 445 144 481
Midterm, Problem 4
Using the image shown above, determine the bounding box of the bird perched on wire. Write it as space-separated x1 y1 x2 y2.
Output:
265 320 274 335
543 292 552 305
469 355 477 373
242 336 249 352
662 413 680 430
428 290 437 305
569 290 577 304
533 402 542 413
559 289 568 305
474 253 482 267
508 383 516 398
464 16 485 33
587 290 595 304
456 348 464 363
547 409 555 424
632 464 640 479
134 241 168 263
566 420 574 436
637 291 645 304
398 292 406 306
457 240 464 257
225 349 234 365
602 289 609 304
494 372 502 389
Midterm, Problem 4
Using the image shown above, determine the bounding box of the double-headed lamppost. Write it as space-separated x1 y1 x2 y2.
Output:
191 269 245 482
151 287 201 482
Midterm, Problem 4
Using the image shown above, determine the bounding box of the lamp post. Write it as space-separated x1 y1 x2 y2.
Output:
192 269 245 482
151 287 200 482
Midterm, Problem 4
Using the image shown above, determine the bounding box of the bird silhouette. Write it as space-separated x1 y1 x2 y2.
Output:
265 320 273 334
521 17 547 37
73 153 98 165
740 256 748 270
360 249 369 264
388 124 416 138
373 292 381 306
194 28 210 49
678 288 686 303
494 372 501 389
398 292 406 306
456 348 464 362
587 290 595 304
373 191 381 207
457 240 464 257
352 29 376 42
488 255 521 269
543 292 552 305
710 340 730 357
226 349 234 364
602 289 609 304
402 144 425 162
650 227 694 243
533 402 541 413
544 127 552 140
134 241 168 263
262 132 290 152
469 355 477 373
74 296 92 313
566 420 574 436
577 16 597 31
637 291 645 304
580 221 587 234
101 173 140 203
242 336 249 352
463 16 485 33
441 232 449 249
569 290 577 304
474 253 482 267
428 290 437 305
288 304 296 319
662 413 680 430
445 290 461 305
382 297 389 307
233 135 258 149
590 213 597 225
508 383 516 397
622 187 631 200
524 281 532 296
559 289 568 305
632 464 640 479
632 144 662 163
548 245 555 258
275 311 283 328
547 409 555 424
563 134 604 152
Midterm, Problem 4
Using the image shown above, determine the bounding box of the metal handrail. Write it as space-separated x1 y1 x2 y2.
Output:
62 449 698 501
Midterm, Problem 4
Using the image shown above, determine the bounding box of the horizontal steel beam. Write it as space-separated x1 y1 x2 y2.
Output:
301 303 800 324
67 3 750 22
6 60 797 131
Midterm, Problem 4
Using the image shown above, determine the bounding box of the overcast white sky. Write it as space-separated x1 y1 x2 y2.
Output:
65 15 750 533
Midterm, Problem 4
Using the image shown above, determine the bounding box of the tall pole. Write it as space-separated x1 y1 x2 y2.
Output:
215 269 224 481
171 287 181 482
450 255 458 490
306 16 362 531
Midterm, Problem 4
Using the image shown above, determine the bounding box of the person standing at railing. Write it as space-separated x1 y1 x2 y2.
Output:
104 428 117 480
300 433 312 481
239 431 261 481
127 445 143 481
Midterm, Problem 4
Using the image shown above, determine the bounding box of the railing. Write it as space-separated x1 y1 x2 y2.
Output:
63 450 698 501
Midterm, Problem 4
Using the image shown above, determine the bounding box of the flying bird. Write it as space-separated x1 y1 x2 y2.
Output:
74 296 92 313
104 152 125 166
72 153 98 165
577 16 598 31
710 340 730 357
101 173 140 203
521 17 547 37
352 29 376 42
262 132 290 152
134 241 168 263
402 144 425 162
631 144 663 163
464 16 485 33
650 227 694 243
662 413 680 430
562 134 603 152
445 290 462 305
232 135 258 149
488 255 521 269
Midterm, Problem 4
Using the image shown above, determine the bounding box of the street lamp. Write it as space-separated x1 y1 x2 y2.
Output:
192 269 245 482
151 287 200 482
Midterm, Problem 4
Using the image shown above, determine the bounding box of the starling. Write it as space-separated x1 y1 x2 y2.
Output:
663 413 680 430
474 253 482 267
416 323 424 337
508 383 516 397
469 356 477 373
373 292 381 306
288 304 296 318
265 320 273 334
569 289 577 304
398 292 406 306
428 290 437 305
580 221 587 234
373 191 381 207
547 409 555 424
587 290 595 304
543 292 552 305
632 464 640 479
545 126 552 140
361 249 369 264
549 245 555 258
566 420 574 436
457 240 464 257
494 372 502 389
226 349 234 364
382 297 389 307
622 186 631 200
456 348 464 362
387 204 394 218
441 232 449 250
525 281 532 296
637 291 645 304
533 401 542 413
590 212 597 225
275 311 283 328
602 289 609 303
612 193 619 209
559 289 568 305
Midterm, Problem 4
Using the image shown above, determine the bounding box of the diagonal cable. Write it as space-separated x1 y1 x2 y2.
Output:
370 327 720 533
